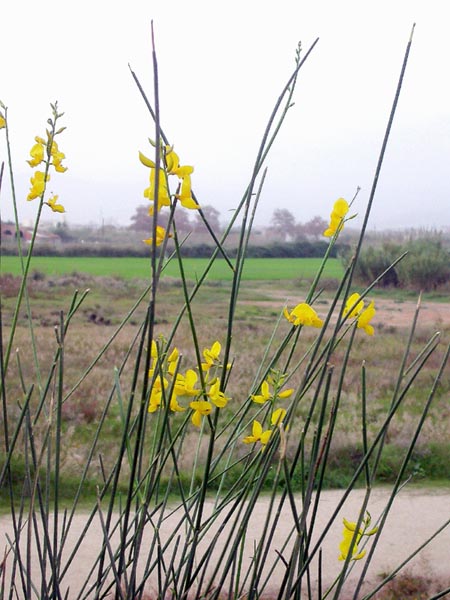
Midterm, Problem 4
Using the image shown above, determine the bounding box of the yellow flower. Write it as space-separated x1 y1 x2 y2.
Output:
190 400 212 427
243 420 272 445
251 380 294 405
323 198 349 237
357 300 376 335
0 114 5 129
45 194 65 213
207 378 229 408
250 380 271 404
338 514 378 561
176 170 200 210
50 140 67 173
139 145 199 213
27 138 45 167
148 377 168 413
201 341 222 371
148 373 185 413
143 225 172 247
283 303 323 328
144 168 171 213
175 369 201 397
27 171 50 201
343 293 364 319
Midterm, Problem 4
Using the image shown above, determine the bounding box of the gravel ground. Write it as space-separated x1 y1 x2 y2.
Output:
1 486 450 597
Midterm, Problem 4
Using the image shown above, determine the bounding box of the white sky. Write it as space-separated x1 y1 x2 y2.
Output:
1 0 449 231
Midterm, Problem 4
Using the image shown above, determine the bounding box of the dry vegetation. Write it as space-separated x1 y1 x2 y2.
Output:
2 272 449 495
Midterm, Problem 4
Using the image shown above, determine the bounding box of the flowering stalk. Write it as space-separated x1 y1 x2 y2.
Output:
4 23 448 600
0 102 67 383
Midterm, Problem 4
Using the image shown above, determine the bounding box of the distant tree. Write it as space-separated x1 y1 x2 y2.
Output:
194 205 221 233
301 216 328 240
130 204 174 233
130 203 196 236
173 209 194 235
129 205 151 231
271 208 297 240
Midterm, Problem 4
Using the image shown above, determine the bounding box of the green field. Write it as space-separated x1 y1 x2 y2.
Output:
1 256 343 281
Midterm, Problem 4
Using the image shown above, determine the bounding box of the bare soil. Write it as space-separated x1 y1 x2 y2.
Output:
373 297 450 329
1 487 450 597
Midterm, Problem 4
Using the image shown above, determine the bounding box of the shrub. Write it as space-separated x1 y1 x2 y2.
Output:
1 26 448 600
349 237 450 290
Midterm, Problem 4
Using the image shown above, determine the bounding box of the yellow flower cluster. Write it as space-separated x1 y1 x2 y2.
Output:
244 372 293 448
323 197 349 238
338 512 378 561
27 136 67 173
139 144 200 248
148 339 230 428
343 292 376 335
26 107 68 214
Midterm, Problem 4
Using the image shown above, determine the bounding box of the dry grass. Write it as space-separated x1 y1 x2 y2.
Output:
370 570 449 599
1 274 449 488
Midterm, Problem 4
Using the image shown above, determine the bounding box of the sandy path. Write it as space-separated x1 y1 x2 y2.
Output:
248 287 450 331
1 487 450 597
372 297 450 329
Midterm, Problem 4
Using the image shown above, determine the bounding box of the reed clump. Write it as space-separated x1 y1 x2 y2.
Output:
0 25 449 600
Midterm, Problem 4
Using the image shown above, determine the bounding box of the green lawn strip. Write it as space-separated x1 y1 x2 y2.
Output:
1 256 343 281
2 441 449 513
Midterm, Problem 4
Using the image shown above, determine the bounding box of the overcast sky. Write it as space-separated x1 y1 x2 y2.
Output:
1 1 449 232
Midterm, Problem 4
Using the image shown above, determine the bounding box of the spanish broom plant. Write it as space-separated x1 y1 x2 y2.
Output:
0 23 449 600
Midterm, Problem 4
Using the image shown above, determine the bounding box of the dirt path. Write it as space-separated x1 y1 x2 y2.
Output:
251 286 450 331
372 297 450 329
1 487 450 597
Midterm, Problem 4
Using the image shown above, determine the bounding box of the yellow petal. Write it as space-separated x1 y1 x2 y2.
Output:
179 197 200 210
189 400 212 415
357 301 376 335
271 408 287 426
174 165 194 178
278 388 294 399
333 198 349 218
170 395 185 412
252 420 263 438
261 380 270 399
344 293 364 318
260 430 272 445
191 410 202 427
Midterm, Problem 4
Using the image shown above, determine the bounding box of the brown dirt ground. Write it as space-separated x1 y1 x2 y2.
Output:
373 297 450 329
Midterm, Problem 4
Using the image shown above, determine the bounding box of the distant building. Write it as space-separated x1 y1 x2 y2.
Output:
1 222 24 241
1 222 61 245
